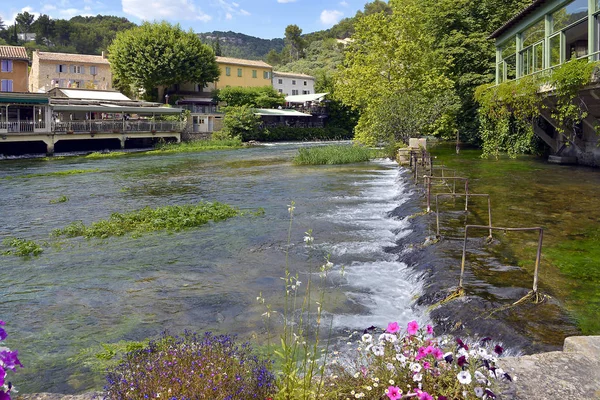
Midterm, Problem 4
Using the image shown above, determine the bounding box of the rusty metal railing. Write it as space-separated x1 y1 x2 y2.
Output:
423 176 470 212
459 225 544 293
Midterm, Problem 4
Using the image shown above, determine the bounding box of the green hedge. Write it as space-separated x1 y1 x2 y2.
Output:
241 126 352 142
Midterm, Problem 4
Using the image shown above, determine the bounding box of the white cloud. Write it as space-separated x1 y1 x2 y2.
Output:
231 1 239 6
277 0 297 3
225 12 232 19
320 9 343 25
239 8 250 15
339 1 348 6
41 4 58 12
122 0 212 22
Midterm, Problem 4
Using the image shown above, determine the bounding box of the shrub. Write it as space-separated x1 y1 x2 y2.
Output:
321 321 509 399
1 237 44 257
104 331 275 400
241 126 352 142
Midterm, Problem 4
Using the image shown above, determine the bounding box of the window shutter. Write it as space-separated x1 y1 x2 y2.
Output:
81 66 86 74
56 64 60 73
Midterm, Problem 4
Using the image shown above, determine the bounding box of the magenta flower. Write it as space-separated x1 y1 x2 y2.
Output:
0 364 4 386
0 390 10 400
0 349 23 371
423 361 431 370
0 327 6 341
494 345 504 355
416 346 427 360
387 386 402 400
418 392 433 400
386 322 400 334
407 320 419 335
426 325 434 335
432 348 444 360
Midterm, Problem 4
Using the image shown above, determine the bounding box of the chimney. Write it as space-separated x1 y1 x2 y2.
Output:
101 51 106 59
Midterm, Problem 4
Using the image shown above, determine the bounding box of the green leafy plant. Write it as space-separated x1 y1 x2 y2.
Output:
2 237 45 257
49 195 69 204
51 201 251 239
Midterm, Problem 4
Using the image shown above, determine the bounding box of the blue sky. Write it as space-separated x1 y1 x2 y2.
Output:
1 0 363 39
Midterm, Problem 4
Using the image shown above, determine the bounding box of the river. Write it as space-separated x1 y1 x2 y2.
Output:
1 142 598 394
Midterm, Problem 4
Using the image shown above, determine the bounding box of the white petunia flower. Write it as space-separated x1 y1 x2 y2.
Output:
413 373 423 382
409 363 422 373
474 387 484 398
362 334 373 343
372 345 385 356
457 371 472 385
396 353 407 364
474 370 488 384
386 363 394 371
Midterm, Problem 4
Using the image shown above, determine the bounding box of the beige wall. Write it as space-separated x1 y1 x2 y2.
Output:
30 53 112 92
0 60 29 92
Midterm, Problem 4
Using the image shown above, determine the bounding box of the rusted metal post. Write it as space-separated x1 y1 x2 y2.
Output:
426 176 431 212
459 225 543 293
423 176 470 211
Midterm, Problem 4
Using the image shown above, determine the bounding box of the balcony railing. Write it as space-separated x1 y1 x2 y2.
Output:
0 121 47 133
179 104 220 114
51 120 186 134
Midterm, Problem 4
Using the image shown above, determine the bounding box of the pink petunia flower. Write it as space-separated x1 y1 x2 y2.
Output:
426 325 434 335
387 386 402 400
418 392 434 400
407 320 419 335
386 322 400 334
423 361 431 370
432 348 444 360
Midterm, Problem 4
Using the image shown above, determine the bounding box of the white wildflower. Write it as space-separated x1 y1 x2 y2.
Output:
457 370 472 385
413 373 423 382
362 334 373 343
372 345 384 356
409 363 422 373
474 387 484 398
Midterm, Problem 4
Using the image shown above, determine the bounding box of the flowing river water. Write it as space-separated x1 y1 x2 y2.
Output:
0 142 598 393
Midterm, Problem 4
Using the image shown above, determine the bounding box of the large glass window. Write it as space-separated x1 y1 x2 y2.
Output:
550 34 562 66
523 19 545 48
552 0 588 32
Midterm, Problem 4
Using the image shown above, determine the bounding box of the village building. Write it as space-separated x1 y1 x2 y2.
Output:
29 50 112 93
272 71 315 96
0 45 30 93
491 0 600 166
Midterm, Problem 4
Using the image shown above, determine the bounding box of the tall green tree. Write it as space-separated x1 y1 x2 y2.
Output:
216 86 284 108
108 22 220 101
284 24 305 61
336 0 457 145
213 37 222 56
15 11 35 34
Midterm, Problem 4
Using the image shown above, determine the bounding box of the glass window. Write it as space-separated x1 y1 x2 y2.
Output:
264 71 270 79
225 67 231 76
252 70 257 78
498 62 505 83
534 42 544 71
1 60 13 72
501 40 516 60
522 19 545 48
278 79 283 84
237 68 242 77
89 66 98 75
0 79 13 92
550 34 562 66
292 80 296 85
504 54 517 81
552 0 588 32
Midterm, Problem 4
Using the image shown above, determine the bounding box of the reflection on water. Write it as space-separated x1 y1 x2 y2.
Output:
0 144 424 393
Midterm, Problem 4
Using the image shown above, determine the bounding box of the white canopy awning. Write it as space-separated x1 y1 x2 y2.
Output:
285 93 328 104
254 108 312 117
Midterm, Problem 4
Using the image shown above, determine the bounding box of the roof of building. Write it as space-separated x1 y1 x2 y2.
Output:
489 0 546 39
216 56 272 68
51 104 182 114
285 93 328 104
35 50 110 65
0 45 29 61
273 71 315 79
254 108 312 117
50 88 131 101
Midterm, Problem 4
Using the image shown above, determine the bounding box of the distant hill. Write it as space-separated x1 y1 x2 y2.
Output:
198 31 285 60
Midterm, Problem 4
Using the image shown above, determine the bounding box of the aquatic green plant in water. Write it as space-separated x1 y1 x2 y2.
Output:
2 237 45 257
1 169 100 180
85 152 128 159
49 195 70 204
293 145 381 165
52 202 256 239
147 138 244 154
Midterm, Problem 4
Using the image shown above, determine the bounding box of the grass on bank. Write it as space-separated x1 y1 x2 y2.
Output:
293 145 381 165
52 201 262 239
0 169 100 180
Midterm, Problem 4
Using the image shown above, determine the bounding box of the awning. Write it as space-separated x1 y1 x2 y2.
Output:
176 97 215 103
53 89 132 101
285 93 328 104
254 108 312 117
0 93 49 104
51 104 183 114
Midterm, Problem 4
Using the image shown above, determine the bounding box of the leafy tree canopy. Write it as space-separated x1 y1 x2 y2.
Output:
222 105 261 139
108 22 220 100
216 86 285 108
335 0 458 145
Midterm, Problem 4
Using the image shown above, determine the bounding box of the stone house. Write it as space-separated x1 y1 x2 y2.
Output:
29 50 112 92
0 45 29 92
